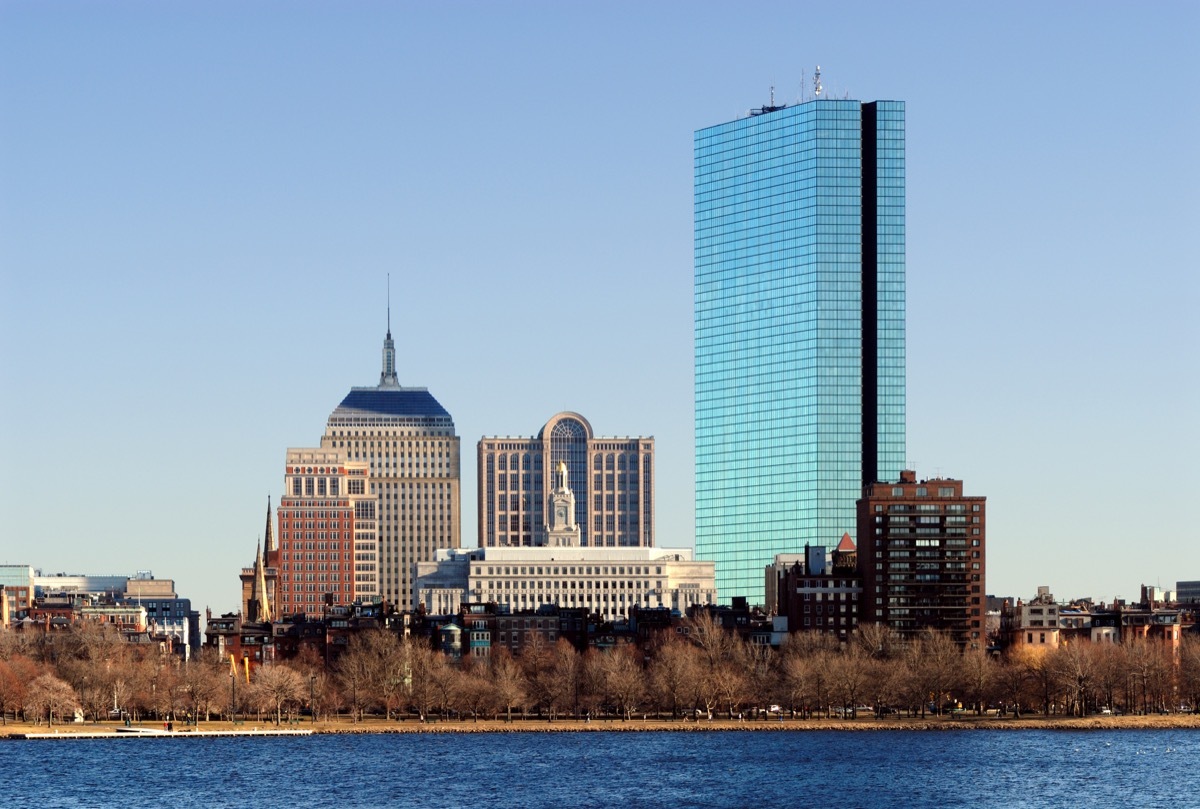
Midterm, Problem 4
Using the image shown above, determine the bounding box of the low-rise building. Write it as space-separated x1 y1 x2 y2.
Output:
417 464 713 622
1012 586 1061 648
415 545 715 623
0 565 35 621
771 536 863 642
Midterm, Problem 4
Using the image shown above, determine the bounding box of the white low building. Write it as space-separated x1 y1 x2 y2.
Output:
414 545 716 622
415 462 715 621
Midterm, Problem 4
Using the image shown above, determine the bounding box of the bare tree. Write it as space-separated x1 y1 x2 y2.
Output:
743 642 778 714
995 648 1032 717
491 648 527 722
907 629 964 716
426 652 459 717
335 633 374 722
370 631 412 720
25 673 79 727
519 631 554 717
252 665 307 725
685 611 746 718
1090 642 1125 714
710 648 749 719
829 643 869 718
598 646 646 720
1012 645 1058 716
649 633 699 719
543 639 581 720
855 623 903 661
779 643 813 717
406 640 437 721
1179 635 1200 713
960 645 997 715
182 649 227 721
457 657 497 721
1052 641 1096 716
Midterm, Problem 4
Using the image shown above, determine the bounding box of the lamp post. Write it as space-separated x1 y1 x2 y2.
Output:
309 675 316 723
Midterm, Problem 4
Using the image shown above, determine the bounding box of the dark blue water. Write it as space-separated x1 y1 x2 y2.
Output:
2 730 1194 808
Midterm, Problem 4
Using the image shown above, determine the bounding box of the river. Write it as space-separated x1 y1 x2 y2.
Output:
2 729 1193 808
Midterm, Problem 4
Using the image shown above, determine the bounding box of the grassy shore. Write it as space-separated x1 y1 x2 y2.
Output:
4 713 1200 738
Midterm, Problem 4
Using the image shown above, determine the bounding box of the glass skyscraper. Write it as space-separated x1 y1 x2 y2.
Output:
695 98 905 605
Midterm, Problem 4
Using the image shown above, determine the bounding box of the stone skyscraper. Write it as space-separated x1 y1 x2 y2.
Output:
319 323 460 609
477 412 654 549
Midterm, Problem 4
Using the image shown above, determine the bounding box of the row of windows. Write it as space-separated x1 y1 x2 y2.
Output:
485 579 663 591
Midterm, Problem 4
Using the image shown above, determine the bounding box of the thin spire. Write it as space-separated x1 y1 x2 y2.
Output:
254 539 273 623
263 495 275 555
379 274 399 388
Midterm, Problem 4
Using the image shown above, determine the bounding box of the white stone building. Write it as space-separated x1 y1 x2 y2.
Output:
416 463 713 621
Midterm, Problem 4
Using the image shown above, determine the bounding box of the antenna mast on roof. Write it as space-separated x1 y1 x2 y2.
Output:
387 273 391 337
813 65 823 98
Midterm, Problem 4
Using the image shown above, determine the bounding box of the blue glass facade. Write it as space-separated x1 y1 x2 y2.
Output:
695 99 905 605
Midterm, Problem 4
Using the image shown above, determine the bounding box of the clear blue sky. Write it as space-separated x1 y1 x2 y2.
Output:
2 1 1196 618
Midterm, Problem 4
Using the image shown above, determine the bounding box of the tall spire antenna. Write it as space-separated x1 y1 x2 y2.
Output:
380 273 399 388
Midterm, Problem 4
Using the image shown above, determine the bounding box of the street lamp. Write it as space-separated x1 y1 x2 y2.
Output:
309 675 316 723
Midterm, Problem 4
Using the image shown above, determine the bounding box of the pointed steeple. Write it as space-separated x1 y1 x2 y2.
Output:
254 539 273 623
380 274 399 388
263 495 275 555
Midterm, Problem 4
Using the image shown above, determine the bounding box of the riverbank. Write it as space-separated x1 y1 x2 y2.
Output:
3 713 1199 738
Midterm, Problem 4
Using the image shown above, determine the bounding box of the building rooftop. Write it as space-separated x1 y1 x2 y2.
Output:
328 387 453 421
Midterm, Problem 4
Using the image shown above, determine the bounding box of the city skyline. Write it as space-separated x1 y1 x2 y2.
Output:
1 2 1196 617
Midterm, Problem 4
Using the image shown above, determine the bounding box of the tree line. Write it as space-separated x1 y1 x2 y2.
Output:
3 616 1199 726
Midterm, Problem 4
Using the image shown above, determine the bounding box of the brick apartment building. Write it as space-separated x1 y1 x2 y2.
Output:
858 470 986 647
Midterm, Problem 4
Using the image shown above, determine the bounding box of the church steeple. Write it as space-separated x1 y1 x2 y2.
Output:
380 274 399 388
252 539 273 623
263 495 275 555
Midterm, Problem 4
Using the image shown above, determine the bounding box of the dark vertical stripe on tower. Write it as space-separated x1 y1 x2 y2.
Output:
861 102 879 486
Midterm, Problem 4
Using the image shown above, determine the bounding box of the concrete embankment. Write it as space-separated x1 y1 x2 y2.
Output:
4 714 1199 740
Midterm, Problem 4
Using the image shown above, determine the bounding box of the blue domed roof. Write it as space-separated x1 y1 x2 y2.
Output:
329 387 454 423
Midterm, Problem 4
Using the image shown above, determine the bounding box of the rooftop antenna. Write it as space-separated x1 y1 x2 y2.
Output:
387 273 391 337
813 65 823 98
